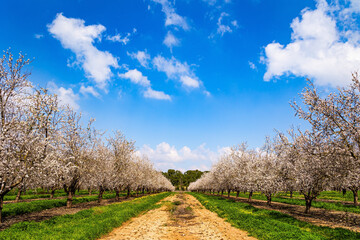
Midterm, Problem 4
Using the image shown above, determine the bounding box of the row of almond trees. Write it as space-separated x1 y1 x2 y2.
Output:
0 50 174 222
189 73 360 213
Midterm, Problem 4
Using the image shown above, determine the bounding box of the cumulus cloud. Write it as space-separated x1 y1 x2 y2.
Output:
119 69 151 87
119 69 171 100
79 85 100 98
180 75 200 88
153 55 201 88
138 142 231 171
144 88 171 100
48 13 119 89
263 0 360 87
127 50 151 68
151 0 189 30
163 31 180 49
47 82 80 110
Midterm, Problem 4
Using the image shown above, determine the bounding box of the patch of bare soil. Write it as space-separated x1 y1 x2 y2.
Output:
221 195 360 232
100 193 256 240
0 195 144 231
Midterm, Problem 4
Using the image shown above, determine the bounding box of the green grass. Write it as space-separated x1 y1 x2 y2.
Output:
222 192 360 214
3 190 111 201
190 192 360 240
0 192 171 240
277 191 359 202
2 193 126 217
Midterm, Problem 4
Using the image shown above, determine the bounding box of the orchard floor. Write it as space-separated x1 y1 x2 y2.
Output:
0 195 143 231
222 195 360 232
100 193 256 240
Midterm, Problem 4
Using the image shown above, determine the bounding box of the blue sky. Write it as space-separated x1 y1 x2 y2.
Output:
2 0 360 171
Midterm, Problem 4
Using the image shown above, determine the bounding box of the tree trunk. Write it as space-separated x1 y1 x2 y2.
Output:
88 188 92 195
266 194 272 206
221 190 224 196
227 190 231 198
290 191 293 198
15 189 22 202
50 189 55 199
305 198 312 213
98 187 104 203
248 191 253 202
342 189 347 196
67 191 73 208
126 187 131 199
0 195 3 223
236 191 240 198
351 189 358 206
115 189 120 201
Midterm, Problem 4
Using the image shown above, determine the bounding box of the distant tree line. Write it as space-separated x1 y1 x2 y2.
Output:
162 169 205 190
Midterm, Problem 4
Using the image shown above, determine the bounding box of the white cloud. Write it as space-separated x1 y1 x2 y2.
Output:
163 31 180 49
153 55 201 88
144 88 171 100
106 33 130 45
138 142 230 171
48 13 119 89
217 12 238 36
119 69 171 100
127 50 151 68
34 34 44 39
118 69 151 87
263 1 360 87
79 85 100 98
47 82 80 110
248 61 257 70
180 75 200 88
151 0 189 30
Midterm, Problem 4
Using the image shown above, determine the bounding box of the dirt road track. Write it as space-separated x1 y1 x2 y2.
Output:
100 193 256 240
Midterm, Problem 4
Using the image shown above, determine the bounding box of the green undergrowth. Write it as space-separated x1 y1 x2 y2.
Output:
190 192 360 240
4 190 113 201
224 192 360 214
0 192 171 240
277 191 359 202
3 193 126 217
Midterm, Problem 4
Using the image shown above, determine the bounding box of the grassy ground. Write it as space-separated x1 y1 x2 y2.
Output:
4 190 109 201
0 192 171 240
277 191 358 202
222 192 360 214
190 192 360 240
3 193 126 217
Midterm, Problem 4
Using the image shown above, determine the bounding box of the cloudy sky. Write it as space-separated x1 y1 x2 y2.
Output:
2 0 360 171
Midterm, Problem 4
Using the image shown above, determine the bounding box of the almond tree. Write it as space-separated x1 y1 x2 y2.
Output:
57 108 93 208
292 76 360 205
107 131 135 199
0 50 59 221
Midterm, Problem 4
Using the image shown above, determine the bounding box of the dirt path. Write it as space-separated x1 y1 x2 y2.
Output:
220 195 360 233
100 193 256 240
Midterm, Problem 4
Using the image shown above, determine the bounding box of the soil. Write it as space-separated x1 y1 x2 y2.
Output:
220 194 360 232
0 195 145 231
100 193 256 240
